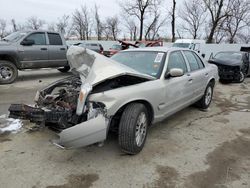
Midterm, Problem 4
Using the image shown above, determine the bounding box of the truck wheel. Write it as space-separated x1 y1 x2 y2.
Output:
58 66 70 73
0 60 18 84
118 103 149 155
196 82 214 109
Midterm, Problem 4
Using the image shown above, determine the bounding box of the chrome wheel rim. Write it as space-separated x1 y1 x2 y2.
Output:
0 66 13 80
239 71 244 82
135 112 147 147
205 87 212 106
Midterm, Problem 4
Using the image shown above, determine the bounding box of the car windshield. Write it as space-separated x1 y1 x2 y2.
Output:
111 44 122 50
214 52 242 61
111 51 166 78
2 31 28 42
172 43 190 48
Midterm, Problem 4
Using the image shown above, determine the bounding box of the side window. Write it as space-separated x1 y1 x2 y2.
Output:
183 51 200 71
48 33 63 45
25 33 46 45
167 51 187 73
193 52 205 68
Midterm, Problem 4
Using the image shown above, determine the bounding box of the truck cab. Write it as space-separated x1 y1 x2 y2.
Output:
0 30 69 84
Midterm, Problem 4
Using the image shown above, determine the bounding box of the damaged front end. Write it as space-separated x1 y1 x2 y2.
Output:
9 75 109 148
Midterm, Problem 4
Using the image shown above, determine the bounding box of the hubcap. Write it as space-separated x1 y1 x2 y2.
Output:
0 66 13 80
205 87 212 106
135 112 147 147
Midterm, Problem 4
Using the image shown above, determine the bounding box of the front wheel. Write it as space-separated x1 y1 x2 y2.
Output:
118 103 149 155
196 83 214 109
0 60 18 84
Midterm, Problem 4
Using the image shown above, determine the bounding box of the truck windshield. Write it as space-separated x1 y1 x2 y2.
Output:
2 31 28 42
111 51 166 78
172 43 190 48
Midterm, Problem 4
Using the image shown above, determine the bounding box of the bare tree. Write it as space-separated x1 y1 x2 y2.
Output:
47 23 56 31
169 0 177 42
125 19 137 41
11 19 18 32
72 5 92 40
0 19 7 38
26 16 45 30
179 0 206 39
56 15 70 35
223 0 250 43
105 16 120 41
203 0 232 43
144 3 165 40
119 0 159 40
94 5 103 40
238 26 250 44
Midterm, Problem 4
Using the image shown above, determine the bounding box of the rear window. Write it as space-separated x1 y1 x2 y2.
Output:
48 33 63 45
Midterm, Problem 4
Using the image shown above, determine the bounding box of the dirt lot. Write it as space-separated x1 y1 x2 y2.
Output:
0 69 250 188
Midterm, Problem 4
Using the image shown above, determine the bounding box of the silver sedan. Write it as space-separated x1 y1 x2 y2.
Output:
9 46 218 154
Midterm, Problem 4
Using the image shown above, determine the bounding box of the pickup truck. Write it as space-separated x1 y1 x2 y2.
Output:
0 30 69 84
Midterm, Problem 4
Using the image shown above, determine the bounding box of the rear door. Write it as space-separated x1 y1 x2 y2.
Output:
182 50 208 101
18 32 49 68
47 32 67 67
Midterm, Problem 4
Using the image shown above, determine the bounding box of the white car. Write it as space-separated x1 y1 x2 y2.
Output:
9 46 218 154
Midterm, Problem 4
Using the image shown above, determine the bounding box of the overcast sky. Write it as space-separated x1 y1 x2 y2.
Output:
0 0 121 23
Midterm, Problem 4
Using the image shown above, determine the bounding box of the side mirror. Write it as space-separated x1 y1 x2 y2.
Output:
21 39 35 46
165 68 184 78
202 54 205 58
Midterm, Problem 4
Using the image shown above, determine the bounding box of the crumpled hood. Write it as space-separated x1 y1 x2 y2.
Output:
66 46 155 86
209 58 242 67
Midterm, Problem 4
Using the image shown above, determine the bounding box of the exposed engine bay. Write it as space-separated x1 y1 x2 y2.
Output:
8 75 148 132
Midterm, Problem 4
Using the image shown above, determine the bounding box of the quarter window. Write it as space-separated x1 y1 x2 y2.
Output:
48 33 63 45
167 51 187 73
25 33 46 45
183 51 200 71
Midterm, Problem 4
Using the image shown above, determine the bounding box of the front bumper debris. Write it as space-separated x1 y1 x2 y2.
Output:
53 113 108 149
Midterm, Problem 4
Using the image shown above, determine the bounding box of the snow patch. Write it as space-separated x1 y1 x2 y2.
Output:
0 114 22 134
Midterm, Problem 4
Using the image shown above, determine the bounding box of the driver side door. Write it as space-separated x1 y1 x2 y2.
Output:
18 32 49 69
160 51 194 117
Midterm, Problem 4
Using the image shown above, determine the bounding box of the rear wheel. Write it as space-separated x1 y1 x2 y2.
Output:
118 103 149 155
58 66 70 73
196 82 214 109
0 60 18 84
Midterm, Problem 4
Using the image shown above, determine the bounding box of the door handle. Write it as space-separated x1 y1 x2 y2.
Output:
188 78 193 82
205 73 209 76
60 48 66 50
40 48 47 50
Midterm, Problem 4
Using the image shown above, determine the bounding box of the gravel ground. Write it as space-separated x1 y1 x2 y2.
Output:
0 69 250 188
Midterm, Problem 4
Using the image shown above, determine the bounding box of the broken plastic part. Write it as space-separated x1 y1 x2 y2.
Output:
53 113 108 149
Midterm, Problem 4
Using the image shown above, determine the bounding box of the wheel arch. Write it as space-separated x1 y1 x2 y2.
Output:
0 54 19 68
108 99 154 132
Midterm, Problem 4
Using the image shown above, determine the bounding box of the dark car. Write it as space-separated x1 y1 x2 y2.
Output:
77 42 104 54
208 51 250 83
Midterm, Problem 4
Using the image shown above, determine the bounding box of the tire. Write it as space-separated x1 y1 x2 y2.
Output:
236 71 245 83
58 66 70 73
196 82 214 109
118 103 149 155
0 60 18 84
